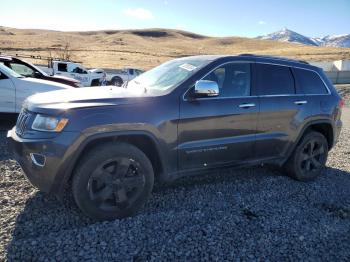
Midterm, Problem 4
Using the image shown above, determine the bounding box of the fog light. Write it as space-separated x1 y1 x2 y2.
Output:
30 153 46 167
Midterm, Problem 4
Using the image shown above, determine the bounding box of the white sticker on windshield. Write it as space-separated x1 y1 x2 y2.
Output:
179 63 197 71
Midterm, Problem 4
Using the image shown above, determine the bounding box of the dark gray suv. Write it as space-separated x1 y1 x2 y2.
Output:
8 54 344 220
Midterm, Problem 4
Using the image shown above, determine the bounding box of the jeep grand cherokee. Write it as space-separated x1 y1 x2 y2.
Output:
7 55 343 220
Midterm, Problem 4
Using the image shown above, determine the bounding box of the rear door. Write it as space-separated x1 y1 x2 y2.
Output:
254 63 309 159
0 71 15 113
178 62 259 170
292 67 331 114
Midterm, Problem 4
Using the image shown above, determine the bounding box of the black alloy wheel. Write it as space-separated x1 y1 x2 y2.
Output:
88 157 145 211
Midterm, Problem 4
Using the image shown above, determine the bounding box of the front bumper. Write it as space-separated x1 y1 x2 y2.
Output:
7 128 81 194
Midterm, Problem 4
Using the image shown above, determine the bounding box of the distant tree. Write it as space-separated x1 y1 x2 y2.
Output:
58 41 72 61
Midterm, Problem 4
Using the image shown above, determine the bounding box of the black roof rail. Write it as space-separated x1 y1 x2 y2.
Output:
238 53 309 65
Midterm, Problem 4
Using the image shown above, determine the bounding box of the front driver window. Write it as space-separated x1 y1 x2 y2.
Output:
203 63 251 97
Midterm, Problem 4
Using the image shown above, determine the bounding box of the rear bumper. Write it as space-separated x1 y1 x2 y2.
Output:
7 128 81 194
333 119 342 147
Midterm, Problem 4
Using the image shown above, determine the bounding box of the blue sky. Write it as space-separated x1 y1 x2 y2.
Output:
1 0 349 37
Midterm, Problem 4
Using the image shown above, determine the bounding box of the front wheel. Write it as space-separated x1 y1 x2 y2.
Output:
72 142 154 220
284 131 328 181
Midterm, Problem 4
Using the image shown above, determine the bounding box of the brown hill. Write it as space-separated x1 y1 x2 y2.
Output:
0 26 349 70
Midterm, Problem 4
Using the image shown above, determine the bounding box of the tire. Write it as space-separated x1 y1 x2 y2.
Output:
72 142 154 220
284 131 328 181
111 77 123 87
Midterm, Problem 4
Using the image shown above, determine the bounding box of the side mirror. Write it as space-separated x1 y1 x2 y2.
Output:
194 80 219 97
34 71 42 78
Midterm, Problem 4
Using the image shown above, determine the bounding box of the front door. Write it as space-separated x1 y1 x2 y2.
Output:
178 62 259 170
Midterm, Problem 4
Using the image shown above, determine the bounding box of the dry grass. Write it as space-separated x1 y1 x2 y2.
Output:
1 26 350 70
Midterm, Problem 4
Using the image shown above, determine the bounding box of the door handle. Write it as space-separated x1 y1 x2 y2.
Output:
294 100 307 105
239 103 256 108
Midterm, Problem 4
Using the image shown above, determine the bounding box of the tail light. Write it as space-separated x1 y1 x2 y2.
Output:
339 99 345 109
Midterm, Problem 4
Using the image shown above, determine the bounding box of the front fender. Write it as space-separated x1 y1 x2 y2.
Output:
54 128 169 196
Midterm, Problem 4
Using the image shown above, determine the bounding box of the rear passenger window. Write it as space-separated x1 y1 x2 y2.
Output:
256 64 295 95
294 68 328 94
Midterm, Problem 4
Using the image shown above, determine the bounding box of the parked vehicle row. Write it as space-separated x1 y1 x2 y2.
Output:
0 55 147 113
7 54 343 220
37 61 105 87
38 61 144 87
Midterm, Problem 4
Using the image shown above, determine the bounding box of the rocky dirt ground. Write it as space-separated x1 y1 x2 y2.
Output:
337 84 350 106
0 90 349 261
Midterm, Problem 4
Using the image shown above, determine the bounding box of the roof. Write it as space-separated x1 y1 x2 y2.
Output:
0 56 12 61
237 54 309 65
179 54 311 67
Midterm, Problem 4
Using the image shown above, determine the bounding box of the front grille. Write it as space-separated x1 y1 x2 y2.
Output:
16 110 32 136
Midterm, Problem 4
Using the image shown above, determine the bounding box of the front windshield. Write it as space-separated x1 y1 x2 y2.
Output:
127 58 211 92
0 63 24 78
30 63 48 76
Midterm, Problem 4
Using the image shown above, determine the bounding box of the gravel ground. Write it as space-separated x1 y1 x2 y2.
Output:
336 84 350 105
0 120 349 261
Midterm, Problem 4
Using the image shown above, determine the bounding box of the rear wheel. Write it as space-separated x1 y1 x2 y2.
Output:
72 143 154 220
285 131 328 181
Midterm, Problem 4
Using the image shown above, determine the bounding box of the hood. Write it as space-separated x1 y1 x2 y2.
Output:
25 86 153 112
52 75 80 83
88 68 105 74
21 77 72 89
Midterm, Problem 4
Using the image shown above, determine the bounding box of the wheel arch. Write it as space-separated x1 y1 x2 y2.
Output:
59 131 167 194
111 76 123 86
281 119 334 165
90 78 100 86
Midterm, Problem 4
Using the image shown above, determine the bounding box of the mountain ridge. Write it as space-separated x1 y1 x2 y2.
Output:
257 28 350 48
1 26 349 69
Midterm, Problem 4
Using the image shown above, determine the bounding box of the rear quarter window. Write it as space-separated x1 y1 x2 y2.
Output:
293 68 328 94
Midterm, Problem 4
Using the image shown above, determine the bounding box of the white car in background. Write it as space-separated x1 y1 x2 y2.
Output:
0 63 72 113
105 68 145 86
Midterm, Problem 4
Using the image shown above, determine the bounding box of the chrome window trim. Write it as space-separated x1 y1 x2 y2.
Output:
182 60 331 101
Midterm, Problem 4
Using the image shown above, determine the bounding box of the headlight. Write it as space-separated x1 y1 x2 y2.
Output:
32 114 69 132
